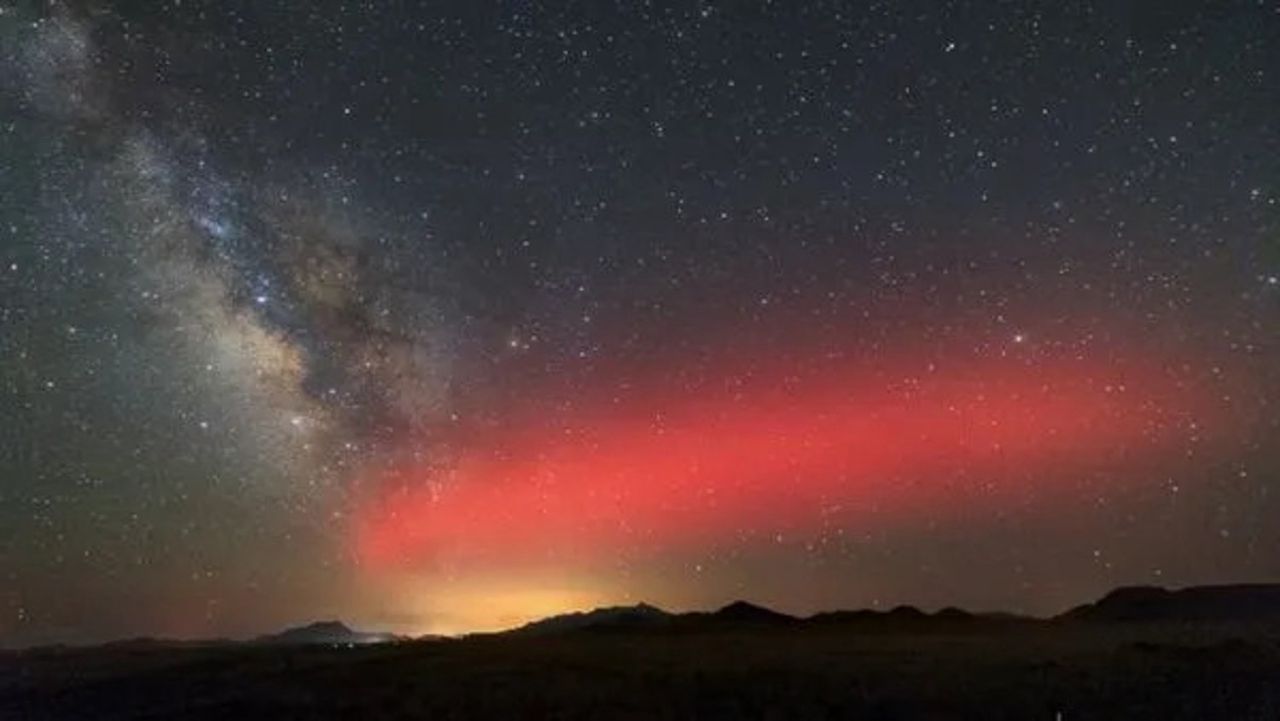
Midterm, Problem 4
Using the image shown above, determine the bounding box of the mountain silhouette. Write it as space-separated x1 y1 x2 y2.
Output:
256 620 403 645
505 584 1280 638
91 583 1280 650
515 603 672 634
1063 583 1280 622
708 600 798 624
512 599 801 635
11 583 1280 720
884 604 928 620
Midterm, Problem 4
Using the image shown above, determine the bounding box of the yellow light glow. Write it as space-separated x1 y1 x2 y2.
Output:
365 570 620 637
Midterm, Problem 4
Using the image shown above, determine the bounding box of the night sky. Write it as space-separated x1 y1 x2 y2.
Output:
2 0 1278 645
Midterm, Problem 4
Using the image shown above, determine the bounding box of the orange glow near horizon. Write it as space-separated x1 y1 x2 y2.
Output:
380 573 616 635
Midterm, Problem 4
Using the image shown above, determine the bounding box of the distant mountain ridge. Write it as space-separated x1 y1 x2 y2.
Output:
507 583 1280 637
514 603 672 634
255 620 405 646
511 599 1003 635
226 583 1280 646
807 604 1000 625
16 583 1276 651
1063 584 1280 622
704 600 798 624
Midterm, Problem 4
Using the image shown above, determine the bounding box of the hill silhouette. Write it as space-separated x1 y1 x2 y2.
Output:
513 600 799 635
1064 583 1280 622
704 600 799 625
514 603 672 634
255 620 404 646
5 584 1280 720
505 583 1280 639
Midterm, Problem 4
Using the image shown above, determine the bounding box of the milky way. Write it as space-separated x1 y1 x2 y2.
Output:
2 2 1278 642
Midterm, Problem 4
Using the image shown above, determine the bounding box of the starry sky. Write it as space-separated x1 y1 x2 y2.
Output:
2 0 1278 645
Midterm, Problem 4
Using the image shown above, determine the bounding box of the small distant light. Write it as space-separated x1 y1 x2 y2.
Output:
1013 333 1026 343
255 294 268 305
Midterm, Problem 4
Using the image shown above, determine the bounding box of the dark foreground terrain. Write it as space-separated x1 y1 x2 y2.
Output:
4 588 1280 720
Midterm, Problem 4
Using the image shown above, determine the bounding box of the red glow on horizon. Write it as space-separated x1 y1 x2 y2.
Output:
353 354 1216 571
